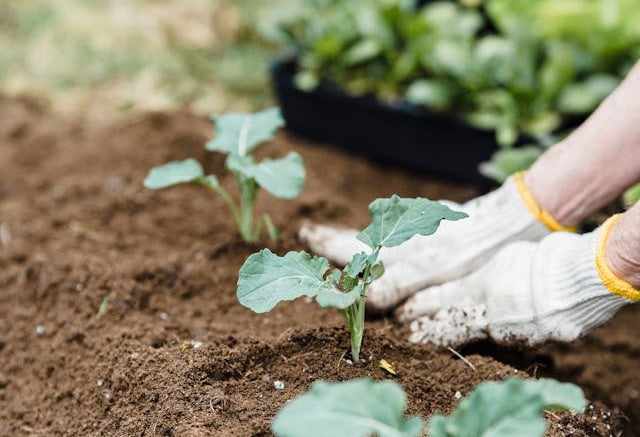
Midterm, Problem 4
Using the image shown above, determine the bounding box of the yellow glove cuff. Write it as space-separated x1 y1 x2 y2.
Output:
596 214 640 301
513 172 577 233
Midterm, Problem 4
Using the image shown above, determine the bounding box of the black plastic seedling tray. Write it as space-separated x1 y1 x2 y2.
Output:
271 60 499 184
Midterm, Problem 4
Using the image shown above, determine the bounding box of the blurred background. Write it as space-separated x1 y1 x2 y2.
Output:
1 0 640 192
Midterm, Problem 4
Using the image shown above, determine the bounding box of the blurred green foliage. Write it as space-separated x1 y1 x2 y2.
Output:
0 0 296 117
280 0 640 181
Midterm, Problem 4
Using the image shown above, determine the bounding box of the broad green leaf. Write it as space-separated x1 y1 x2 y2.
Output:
144 159 204 189
272 379 424 437
357 196 468 250
521 379 587 412
344 252 369 278
226 152 305 199
252 152 305 199
370 262 385 281
428 378 586 437
557 75 619 114
206 107 284 156
344 39 382 65
406 79 452 110
316 283 362 309
237 249 336 313
479 146 542 183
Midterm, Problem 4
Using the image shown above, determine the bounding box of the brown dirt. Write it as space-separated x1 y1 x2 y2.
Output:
0 96 634 436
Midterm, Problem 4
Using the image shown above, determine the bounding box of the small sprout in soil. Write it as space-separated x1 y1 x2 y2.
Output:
144 107 305 243
237 196 466 363
271 377 587 437
96 296 109 319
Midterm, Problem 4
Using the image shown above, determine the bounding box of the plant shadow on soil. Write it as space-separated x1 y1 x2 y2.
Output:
0 97 636 436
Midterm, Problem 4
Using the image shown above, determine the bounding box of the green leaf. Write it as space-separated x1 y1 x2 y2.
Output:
316 283 362 309
144 159 204 189
479 146 542 183
206 107 284 156
295 71 319 91
357 196 468 250
237 249 337 313
344 252 369 278
370 262 385 281
557 75 619 115
252 152 305 199
226 152 305 199
202 174 220 188
406 79 452 110
428 378 586 437
623 182 640 207
271 379 424 437
344 39 382 65
496 123 518 147
326 269 342 286
521 379 587 412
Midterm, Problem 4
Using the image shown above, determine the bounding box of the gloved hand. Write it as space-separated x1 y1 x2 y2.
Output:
398 215 639 346
300 173 568 311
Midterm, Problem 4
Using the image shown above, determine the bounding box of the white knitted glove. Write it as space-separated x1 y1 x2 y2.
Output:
300 174 556 311
398 216 638 346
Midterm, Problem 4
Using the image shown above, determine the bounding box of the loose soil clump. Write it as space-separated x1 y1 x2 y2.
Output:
0 97 635 435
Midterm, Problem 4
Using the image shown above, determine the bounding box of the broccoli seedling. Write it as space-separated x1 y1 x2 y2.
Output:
236 195 467 362
271 377 587 437
144 107 305 243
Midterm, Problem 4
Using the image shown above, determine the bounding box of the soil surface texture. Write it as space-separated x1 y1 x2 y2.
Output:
0 97 636 436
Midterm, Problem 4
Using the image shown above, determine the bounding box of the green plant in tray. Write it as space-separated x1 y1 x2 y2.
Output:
144 107 305 243
236 195 467 362
278 0 640 181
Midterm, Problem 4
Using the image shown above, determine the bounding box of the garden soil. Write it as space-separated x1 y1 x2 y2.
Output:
0 96 637 436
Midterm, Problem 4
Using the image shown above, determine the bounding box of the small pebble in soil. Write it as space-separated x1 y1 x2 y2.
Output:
97 379 103 387
181 340 202 350
159 312 169 321
102 176 123 190
75 283 84 292
274 380 285 390
345 359 353 365
454 391 462 399
130 352 140 359
104 392 112 401
35 325 45 335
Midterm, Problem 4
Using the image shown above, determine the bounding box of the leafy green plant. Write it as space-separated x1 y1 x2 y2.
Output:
271 377 587 437
237 196 466 362
272 378 424 437
278 0 640 181
144 107 305 243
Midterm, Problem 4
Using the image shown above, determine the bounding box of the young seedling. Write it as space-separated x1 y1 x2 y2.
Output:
144 107 305 243
271 377 587 437
236 195 467 362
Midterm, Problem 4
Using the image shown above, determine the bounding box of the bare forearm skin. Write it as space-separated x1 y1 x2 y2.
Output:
525 61 640 227
607 202 640 287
